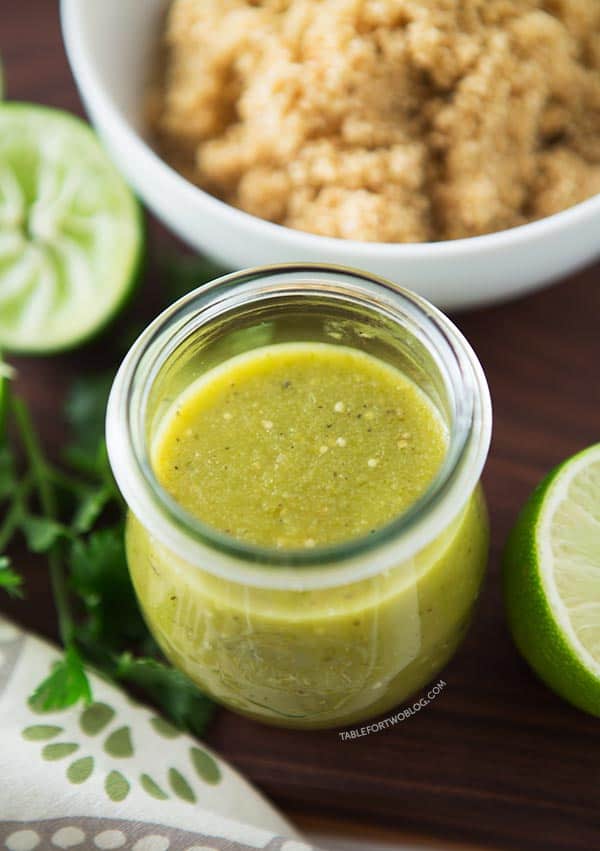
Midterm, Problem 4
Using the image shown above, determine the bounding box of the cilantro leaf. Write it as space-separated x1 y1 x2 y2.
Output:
29 644 92 712
0 555 23 597
71 485 113 534
20 515 71 553
65 372 114 453
63 373 115 480
69 526 147 649
116 653 216 738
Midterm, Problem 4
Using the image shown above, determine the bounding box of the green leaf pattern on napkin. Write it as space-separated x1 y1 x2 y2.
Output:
67 755 94 784
22 698 221 803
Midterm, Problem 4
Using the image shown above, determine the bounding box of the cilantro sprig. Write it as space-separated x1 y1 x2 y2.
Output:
0 375 215 737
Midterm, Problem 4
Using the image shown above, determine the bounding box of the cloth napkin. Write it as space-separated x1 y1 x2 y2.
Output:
0 615 317 851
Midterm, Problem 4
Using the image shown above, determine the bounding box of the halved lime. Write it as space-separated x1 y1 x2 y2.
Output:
0 104 142 353
503 444 600 716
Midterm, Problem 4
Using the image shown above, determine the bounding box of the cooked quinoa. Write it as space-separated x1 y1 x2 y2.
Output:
149 0 600 243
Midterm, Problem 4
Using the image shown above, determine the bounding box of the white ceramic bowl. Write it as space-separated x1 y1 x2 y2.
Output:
61 0 600 311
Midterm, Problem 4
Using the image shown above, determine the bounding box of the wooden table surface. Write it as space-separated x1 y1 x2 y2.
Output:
2 4 600 851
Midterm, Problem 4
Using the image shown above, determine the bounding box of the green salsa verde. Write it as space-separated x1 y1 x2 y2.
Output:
126 341 489 727
152 343 448 548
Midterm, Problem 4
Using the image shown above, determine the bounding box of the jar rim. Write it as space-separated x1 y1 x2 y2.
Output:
106 263 492 590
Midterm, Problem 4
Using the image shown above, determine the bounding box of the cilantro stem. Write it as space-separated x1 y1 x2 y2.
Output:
46 467 92 495
12 399 56 517
12 399 75 648
0 472 33 550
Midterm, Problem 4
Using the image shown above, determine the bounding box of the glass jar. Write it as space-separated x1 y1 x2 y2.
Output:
106 264 492 730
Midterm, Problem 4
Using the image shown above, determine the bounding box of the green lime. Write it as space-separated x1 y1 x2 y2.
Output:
0 104 143 353
503 443 600 716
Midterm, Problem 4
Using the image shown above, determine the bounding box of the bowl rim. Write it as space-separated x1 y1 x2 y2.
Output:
61 0 600 259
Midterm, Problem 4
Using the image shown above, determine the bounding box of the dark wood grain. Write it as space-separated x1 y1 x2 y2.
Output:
2 4 600 850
